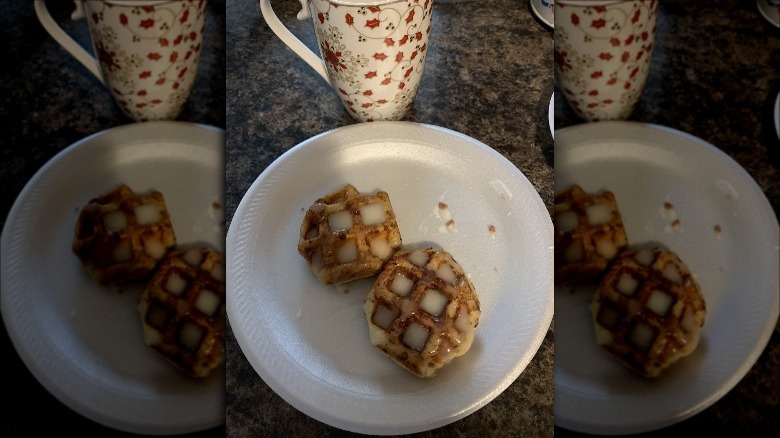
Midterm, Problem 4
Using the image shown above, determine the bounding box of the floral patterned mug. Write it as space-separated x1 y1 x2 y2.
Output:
34 0 208 122
554 0 659 122
261 0 434 122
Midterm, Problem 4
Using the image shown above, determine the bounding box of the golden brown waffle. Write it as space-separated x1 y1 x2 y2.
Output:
363 248 480 377
554 184 628 284
138 247 226 379
589 247 706 378
72 184 177 285
298 184 402 285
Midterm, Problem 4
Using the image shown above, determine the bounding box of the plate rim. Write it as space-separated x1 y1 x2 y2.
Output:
756 0 780 27
226 120 554 435
552 120 780 435
529 0 554 28
1 120 226 435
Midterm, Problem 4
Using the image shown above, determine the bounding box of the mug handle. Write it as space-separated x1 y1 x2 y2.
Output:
34 0 104 84
259 0 330 85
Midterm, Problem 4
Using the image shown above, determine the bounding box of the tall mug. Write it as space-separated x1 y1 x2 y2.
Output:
554 0 660 122
261 0 434 122
35 0 208 122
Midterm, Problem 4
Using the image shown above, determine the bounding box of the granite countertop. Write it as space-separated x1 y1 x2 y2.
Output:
1 1 225 436
225 0 554 436
7 1 772 436
554 1 779 436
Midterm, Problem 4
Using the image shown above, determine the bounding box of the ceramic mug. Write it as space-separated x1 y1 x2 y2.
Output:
34 0 208 122
554 0 659 122
260 0 434 122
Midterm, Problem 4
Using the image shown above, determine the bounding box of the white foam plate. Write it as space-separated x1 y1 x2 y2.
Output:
774 91 779 139
530 0 554 28
227 121 554 435
757 0 780 27
550 92 555 138
554 121 779 435
1 122 226 435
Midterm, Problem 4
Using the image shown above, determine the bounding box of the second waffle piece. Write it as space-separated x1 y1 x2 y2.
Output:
138 247 226 379
589 247 706 378
364 248 481 377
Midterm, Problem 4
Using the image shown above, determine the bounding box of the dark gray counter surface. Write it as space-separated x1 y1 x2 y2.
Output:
1 1 225 436
225 0 554 436
555 1 779 436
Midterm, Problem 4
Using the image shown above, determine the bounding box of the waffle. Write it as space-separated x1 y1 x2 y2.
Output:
554 184 628 284
298 184 402 285
589 247 706 378
363 248 480 377
138 247 226 378
72 184 177 285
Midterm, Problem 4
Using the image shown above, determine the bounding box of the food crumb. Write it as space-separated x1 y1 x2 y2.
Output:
434 199 456 233
662 200 683 233
446 219 456 230
714 224 722 238
488 224 496 239
212 201 222 210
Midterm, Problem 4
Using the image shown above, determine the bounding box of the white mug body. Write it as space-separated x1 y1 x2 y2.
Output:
554 0 659 122
261 0 434 122
82 1 208 121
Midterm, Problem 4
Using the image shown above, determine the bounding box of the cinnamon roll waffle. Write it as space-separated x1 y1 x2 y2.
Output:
363 248 480 377
589 247 706 378
298 184 402 285
554 184 628 284
138 247 226 379
72 184 176 285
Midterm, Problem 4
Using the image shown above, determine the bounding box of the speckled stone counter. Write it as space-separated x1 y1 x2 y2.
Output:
1 1 225 436
225 0 554 436
554 1 779 436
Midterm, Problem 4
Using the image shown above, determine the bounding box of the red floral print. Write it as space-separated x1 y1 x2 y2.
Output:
96 41 120 72
139 19 155 29
306 0 433 121
554 0 659 121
